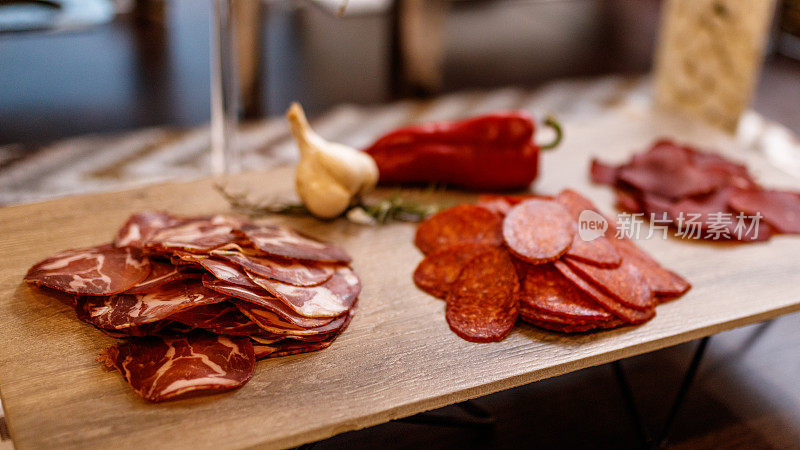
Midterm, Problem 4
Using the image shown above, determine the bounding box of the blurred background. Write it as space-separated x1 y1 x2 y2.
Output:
1 0 799 145
2 2 800 449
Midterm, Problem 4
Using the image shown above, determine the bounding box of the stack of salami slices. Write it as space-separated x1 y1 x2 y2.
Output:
591 139 800 241
413 190 690 342
24 212 359 402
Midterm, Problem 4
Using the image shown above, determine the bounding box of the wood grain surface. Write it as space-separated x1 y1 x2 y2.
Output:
1 110 799 449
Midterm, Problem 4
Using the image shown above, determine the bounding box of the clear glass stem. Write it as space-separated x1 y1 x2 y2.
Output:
210 0 241 175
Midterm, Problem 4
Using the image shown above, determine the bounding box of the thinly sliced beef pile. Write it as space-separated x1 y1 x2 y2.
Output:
591 139 800 241
25 212 359 402
413 190 690 342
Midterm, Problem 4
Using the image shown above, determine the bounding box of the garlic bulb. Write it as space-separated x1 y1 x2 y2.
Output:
287 103 379 219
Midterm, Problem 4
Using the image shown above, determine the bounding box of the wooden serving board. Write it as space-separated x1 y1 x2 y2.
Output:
1 110 799 449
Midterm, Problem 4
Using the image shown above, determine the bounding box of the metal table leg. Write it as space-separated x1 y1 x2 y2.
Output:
396 399 495 429
612 336 712 449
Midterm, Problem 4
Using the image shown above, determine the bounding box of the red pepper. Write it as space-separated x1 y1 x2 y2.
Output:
363 112 562 190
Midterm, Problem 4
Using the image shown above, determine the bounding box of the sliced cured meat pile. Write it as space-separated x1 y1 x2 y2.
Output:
24 212 360 402
413 189 690 340
591 139 800 241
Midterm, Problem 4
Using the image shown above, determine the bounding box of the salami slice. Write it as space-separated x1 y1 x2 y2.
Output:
235 300 352 336
521 317 624 333
99 333 255 402
611 238 691 297
519 304 612 326
445 248 519 343
728 188 800 234
115 211 182 248
80 279 228 329
414 205 503 255
553 260 654 324
237 224 351 263
25 244 151 296
167 302 263 335
126 260 201 294
519 264 613 320
503 199 576 264
246 266 361 318
210 249 334 287
413 243 495 299
202 275 335 328
563 257 654 311
555 190 621 268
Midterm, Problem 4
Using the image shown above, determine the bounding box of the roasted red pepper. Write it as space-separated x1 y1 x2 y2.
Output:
363 112 561 190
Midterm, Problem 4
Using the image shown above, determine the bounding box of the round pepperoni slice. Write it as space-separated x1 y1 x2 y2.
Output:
503 199 576 264
563 257 654 311
553 260 654 324
413 243 495 299
414 205 503 255
445 248 519 343
518 264 613 320
25 244 151 295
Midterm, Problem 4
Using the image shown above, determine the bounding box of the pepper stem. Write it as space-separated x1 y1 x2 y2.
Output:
540 115 563 150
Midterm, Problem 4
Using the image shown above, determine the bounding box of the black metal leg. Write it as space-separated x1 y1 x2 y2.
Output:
396 399 495 429
612 336 712 449
612 360 651 448
655 336 710 448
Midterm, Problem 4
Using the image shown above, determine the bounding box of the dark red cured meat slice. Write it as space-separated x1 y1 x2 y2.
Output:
589 159 618 185
235 300 353 336
554 190 622 268
610 238 691 297
687 145 759 190
518 264 613 320
615 188 642 213
76 305 173 337
617 142 724 200
167 302 263 335
210 249 334 287
252 337 335 360
668 188 773 241
202 275 335 328
445 248 519 343
246 266 361 318
250 331 336 344
728 188 800 234
145 216 241 253
563 257 654 311
80 279 229 329
413 243 496 299
115 211 183 248
503 199 576 264
414 205 503 255
553 260 654 324
126 260 201 294
25 244 151 296
98 333 255 402
194 257 261 289
237 223 351 263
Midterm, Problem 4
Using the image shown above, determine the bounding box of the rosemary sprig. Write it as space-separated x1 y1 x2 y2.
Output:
215 184 442 224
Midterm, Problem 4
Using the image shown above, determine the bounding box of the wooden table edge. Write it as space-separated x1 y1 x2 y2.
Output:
253 303 800 449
